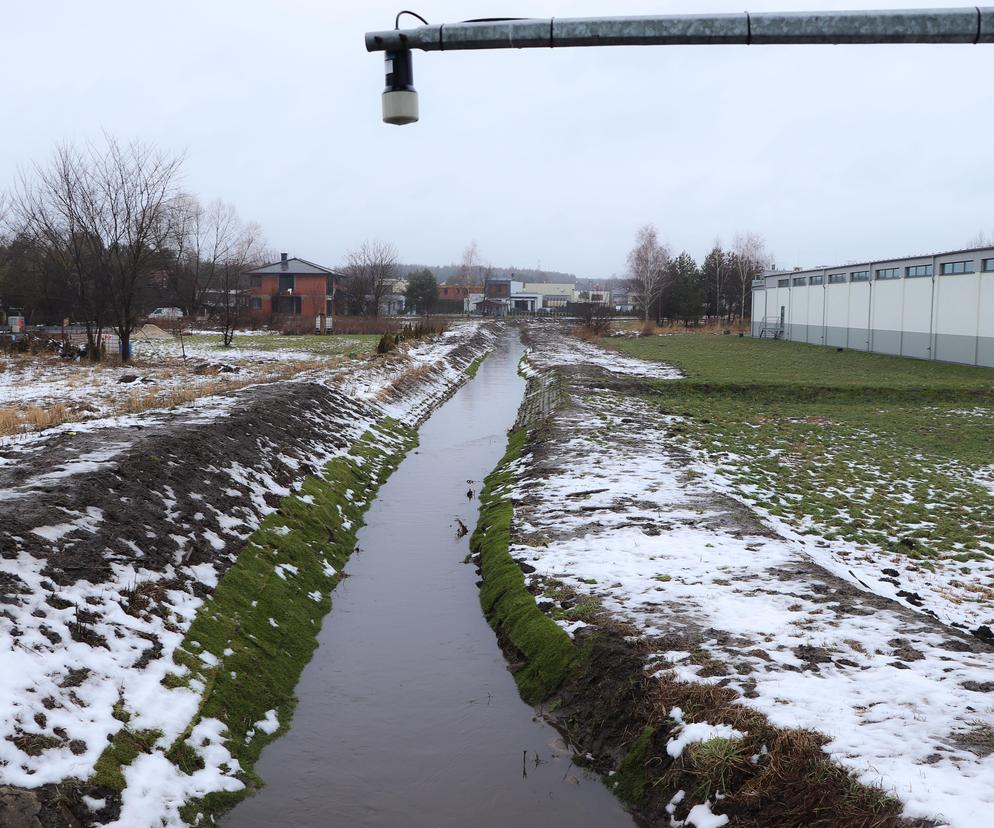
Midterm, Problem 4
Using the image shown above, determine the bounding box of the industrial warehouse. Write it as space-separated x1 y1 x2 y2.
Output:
751 245 994 366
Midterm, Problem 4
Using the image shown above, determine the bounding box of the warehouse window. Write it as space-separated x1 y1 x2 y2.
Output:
778 279 789 288
940 260 976 275
906 264 933 277
828 273 847 284
875 268 900 280
850 271 869 282
810 274 824 285
793 277 808 286
981 258 994 272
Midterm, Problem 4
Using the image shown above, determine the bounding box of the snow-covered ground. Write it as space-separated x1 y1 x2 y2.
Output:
510 327 994 828
0 328 378 431
0 320 494 825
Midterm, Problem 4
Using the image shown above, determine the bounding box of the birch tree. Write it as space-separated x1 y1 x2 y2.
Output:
456 240 480 286
732 232 770 324
626 225 671 323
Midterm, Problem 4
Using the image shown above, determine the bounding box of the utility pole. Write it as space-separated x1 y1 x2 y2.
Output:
367 7 992 123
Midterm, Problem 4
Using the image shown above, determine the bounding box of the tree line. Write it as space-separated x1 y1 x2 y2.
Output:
0 137 269 360
0 137 419 359
626 225 771 325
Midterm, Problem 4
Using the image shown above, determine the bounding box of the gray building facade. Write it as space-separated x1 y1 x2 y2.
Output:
751 246 994 367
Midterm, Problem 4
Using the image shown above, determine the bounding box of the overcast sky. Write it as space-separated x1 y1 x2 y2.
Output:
3 0 991 278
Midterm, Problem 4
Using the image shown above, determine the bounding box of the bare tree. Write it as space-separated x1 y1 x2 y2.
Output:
214 221 264 346
968 230 994 247
342 240 398 316
456 240 480 286
732 232 770 323
167 196 255 322
11 144 111 358
93 138 183 361
14 138 183 361
626 225 671 323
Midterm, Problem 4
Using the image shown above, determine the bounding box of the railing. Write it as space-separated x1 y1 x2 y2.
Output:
759 316 785 339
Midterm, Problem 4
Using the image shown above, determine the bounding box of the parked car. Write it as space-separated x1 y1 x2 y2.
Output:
147 307 184 320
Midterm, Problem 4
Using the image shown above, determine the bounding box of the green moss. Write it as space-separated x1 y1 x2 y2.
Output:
465 353 487 378
92 728 163 790
166 740 206 775
612 725 655 804
471 428 580 704
91 418 417 822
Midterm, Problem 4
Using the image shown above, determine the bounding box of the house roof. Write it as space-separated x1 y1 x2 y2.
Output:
245 257 343 276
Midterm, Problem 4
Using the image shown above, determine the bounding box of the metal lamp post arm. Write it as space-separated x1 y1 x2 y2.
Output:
366 7 994 52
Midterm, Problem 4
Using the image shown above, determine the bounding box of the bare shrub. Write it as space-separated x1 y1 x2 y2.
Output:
331 316 402 336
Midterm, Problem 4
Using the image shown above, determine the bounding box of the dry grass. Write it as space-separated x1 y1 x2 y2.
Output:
0 404 71 437
570 325 600 342
617 319 751 336
374 360 434 402
0 355 353 438
0 408 18 435
636 671 907 826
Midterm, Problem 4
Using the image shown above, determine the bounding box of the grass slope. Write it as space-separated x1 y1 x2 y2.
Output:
91 418 417 823
608 334 994 593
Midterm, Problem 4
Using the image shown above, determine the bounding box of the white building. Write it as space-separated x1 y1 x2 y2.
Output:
751 246 994 367
523 282 575 310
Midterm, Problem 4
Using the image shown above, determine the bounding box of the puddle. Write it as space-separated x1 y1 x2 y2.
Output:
224 330 633 826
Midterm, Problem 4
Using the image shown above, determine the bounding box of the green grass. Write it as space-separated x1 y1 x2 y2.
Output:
182 333 378 358
471 428 581 704
464 353 487 378
606 334 994 589
90 417 417 822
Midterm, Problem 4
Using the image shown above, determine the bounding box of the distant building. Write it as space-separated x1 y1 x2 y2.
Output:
751 245 994 366
438 284 482 302
246 254 343 320
611 288 636 313
523 281 575 310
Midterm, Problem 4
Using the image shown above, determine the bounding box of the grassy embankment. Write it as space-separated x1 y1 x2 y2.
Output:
471 375 912 825
608 334 994 584
91 417 417 823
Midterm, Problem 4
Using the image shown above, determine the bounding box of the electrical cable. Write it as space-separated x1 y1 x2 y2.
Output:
395 10 429 29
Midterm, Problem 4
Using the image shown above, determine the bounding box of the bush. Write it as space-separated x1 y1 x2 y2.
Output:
376 333 397 354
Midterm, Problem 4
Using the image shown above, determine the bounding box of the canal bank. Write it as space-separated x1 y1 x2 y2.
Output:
223 330 632 827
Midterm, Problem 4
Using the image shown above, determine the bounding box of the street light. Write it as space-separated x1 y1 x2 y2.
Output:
367 7 993 124
382 49 418 125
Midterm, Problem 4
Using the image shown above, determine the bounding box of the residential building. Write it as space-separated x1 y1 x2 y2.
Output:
438 284 482 302
611 288 637 313
751 245 994 367
523 282 575 310
246 254 343 320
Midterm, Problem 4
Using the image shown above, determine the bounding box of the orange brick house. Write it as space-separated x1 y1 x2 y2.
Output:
437 284 482 302
246 254 344 321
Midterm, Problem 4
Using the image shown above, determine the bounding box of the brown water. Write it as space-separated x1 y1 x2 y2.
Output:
224 331 633 827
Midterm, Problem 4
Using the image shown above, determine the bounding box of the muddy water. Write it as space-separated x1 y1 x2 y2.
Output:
224 331 633 827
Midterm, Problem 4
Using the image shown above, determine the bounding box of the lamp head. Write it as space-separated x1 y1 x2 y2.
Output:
382 49 418 125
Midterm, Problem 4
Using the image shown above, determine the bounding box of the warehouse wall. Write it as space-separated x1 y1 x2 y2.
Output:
751 248 994 367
